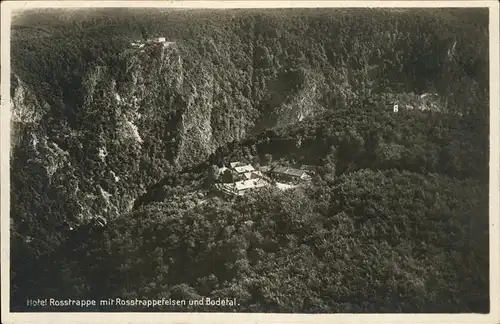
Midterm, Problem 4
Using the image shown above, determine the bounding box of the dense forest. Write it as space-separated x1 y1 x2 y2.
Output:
10 8 489 313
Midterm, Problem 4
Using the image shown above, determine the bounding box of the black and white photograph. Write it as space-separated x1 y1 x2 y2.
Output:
1 1 499 323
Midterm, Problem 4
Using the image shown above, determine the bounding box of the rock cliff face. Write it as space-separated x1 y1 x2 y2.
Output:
10 38 328 229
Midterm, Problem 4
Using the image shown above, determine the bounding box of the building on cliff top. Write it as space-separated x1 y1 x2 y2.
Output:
272 166 311 182
243 171 263 180
234 164 255 174
131 41 145 48
230 161 242 169
216 178 269 197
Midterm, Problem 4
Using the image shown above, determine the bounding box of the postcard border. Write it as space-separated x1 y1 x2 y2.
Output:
1 1 499 324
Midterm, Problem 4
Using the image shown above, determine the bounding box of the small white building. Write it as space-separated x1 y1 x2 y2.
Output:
243 171 262 180
235 179 268 192
234 164 255 174
157 37 166 42
217 178 269 197
393 104 399 113
276 182 298 191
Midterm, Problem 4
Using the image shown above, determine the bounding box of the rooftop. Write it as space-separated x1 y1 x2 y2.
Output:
273 166 307 178
243 171 263 180
234 164 255 173
230 161 242 168
219 178 269 194
234 179 268 191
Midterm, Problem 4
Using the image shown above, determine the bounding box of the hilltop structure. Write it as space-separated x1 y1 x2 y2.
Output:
300 164 317 173
272 166 311 183
234 164 255 174
214 161 315 197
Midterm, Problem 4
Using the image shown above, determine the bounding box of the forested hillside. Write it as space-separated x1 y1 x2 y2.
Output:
10 8 489 312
